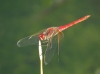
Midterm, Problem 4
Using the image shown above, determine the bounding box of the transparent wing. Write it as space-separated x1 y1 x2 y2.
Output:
17 29 47 47
17 34 39 47
57 31 64 62
44 35 58 65
44 31 64 65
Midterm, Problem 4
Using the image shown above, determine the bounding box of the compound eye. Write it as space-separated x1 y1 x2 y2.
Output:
38 33 46 40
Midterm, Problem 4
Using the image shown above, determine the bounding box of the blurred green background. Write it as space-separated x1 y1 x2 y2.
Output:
0 0 100 74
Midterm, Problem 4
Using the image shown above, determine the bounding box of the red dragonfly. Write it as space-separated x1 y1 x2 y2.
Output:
17 15 90 65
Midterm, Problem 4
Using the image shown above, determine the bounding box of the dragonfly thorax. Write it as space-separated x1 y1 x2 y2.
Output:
38 27 59 41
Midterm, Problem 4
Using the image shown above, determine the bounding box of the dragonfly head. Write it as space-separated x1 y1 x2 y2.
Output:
38 33 46 41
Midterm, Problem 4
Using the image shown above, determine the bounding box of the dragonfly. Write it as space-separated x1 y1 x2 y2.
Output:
17 15 90 65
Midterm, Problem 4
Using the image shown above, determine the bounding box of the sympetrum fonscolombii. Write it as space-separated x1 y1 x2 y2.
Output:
17 15 90 65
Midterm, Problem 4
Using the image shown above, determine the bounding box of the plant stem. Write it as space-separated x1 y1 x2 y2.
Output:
39 40 43 74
